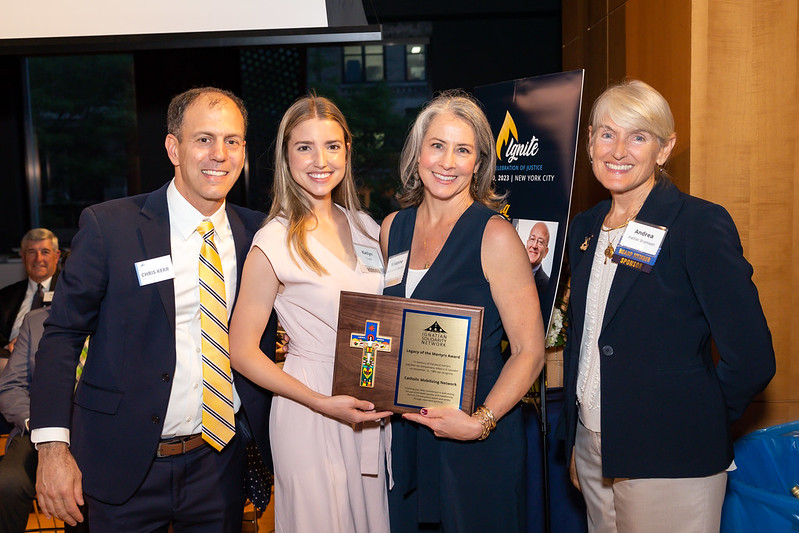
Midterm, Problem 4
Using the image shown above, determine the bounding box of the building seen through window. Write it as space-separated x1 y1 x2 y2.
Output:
26 54 138 245
343 45 385 83
18 39 430 245
342 44 427 84
405 44 426 81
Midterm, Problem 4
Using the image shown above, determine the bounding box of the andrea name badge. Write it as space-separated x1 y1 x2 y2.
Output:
611 220 667 273
135 255 175 286
384 251 408 288
354 244 384 274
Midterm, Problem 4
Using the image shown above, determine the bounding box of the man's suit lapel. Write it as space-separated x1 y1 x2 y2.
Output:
226 205 252 306
4 281 28 335
138 184 177 333
601 181 684 330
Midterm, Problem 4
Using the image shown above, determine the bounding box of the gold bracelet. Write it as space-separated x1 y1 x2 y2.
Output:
482 405 497 429
472 405 497 440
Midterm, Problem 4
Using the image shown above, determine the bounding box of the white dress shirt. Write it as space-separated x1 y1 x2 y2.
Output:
163 180 241 437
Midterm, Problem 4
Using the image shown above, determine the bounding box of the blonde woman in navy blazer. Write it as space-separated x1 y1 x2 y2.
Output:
559 80 774 533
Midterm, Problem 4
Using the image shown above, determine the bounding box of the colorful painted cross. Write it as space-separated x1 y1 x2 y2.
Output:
350 320 392 388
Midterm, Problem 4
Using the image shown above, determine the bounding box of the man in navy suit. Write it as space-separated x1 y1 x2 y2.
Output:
0 228 60 359
29 87 275 531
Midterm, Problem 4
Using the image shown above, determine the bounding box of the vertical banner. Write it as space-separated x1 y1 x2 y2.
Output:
475 70 584 327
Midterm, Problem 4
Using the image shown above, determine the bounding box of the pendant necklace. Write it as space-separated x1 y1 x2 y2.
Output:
602 230 621 264
601 208 640 264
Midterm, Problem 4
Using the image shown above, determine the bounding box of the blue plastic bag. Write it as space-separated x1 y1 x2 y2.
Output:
721 420 799 532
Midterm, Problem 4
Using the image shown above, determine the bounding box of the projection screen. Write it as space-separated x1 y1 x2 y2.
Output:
0 0 379 54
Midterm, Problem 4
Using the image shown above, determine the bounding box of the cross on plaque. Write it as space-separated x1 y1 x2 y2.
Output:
350 320 392 388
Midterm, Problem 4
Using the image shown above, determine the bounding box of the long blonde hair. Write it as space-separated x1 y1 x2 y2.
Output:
267 95 371 275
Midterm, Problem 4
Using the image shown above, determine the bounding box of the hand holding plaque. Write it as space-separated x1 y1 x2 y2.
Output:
333 291 483 414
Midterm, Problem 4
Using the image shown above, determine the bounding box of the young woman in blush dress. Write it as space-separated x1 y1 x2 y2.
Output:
229 95 391 533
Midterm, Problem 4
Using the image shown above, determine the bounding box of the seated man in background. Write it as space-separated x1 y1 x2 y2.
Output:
0 228 60 360
0 307 88 532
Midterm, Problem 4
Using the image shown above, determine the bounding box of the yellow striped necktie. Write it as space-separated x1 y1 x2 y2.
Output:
197 220 236 451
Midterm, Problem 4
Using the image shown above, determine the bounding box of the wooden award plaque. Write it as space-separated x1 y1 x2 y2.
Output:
333 291 483 414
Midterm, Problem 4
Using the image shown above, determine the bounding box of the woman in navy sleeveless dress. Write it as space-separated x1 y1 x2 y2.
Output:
380 91 546 531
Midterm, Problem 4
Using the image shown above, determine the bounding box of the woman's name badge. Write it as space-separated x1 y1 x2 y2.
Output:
134 255 175 286
384 251 409 287
611 220 667 273
354 244 384 274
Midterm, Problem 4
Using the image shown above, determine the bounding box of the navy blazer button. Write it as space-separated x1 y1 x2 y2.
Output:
601 345 614 356
162 373 170 382
151 415 160 424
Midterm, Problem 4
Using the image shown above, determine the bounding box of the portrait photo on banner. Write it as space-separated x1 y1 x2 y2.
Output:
513 218 558 299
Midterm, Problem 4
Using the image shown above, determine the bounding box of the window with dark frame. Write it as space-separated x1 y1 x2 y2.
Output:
405 44 426 81
343 45 385 83
26 54 138 242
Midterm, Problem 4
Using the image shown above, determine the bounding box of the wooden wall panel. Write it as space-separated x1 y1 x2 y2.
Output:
607 5 627 84
622 0 691 193
690 0 799 434
588 0 609 28
562 0 582 48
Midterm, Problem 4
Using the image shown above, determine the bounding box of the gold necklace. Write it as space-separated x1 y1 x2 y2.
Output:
603 218 632 231
600 206 642 263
